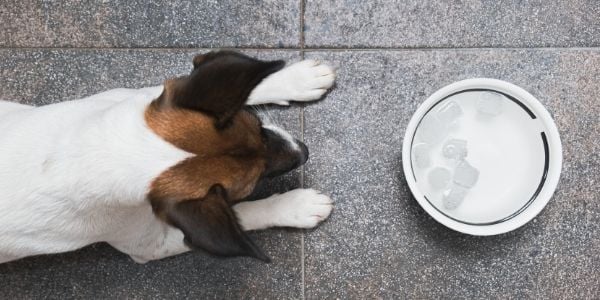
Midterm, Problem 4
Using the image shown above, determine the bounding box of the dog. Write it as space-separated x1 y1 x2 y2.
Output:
0 51 335 264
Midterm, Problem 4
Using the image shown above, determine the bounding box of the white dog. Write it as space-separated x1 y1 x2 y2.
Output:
0 51 335 264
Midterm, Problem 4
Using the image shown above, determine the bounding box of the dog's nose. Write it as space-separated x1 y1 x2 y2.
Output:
296 140 309 166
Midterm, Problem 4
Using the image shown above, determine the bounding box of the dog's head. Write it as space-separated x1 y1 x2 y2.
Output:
145 51 307 262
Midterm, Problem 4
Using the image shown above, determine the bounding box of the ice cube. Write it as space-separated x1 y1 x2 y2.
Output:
418 116 446 144
453 160 480 188
436 101 464 124
428 167 451 190
442 138 468 160
442 184 469 210
412 143 431 169
477 92 503 116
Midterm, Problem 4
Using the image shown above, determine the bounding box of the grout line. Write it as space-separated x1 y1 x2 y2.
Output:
299 1 306 299
299 0 305 48
302 46 600 52
1 46 599 51
303 46 600 51
299 90 306 300
0 46 288 51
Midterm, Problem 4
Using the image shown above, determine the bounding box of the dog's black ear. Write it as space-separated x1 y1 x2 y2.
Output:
161 185 270 262
159 51 285 128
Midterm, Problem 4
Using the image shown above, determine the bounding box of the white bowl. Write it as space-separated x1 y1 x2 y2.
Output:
402 78 562 235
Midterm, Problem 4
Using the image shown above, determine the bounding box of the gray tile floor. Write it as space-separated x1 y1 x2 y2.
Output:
0 1 599 298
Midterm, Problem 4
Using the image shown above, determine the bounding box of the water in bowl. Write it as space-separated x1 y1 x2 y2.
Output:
411 90 546 224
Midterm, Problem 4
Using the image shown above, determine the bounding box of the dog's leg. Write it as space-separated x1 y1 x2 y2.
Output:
110 226 191 264
107 212 191 264
247 60 336 106
233 189 333 231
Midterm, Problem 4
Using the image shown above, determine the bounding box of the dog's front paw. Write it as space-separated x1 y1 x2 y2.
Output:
247 59 336 106
283 60 336 102
272 188 334 228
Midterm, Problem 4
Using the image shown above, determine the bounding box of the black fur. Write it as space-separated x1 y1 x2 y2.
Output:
262 127 309 178
159 51 285 128
162 185 270 262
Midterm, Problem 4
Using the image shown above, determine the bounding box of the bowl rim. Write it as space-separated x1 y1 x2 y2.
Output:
402 78 563 235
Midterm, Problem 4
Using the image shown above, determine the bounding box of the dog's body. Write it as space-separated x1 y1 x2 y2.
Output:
0 52 335 264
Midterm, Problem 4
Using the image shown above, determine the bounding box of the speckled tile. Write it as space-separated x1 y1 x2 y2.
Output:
304 0 600 48
0 49 305 299
303 50 600 298
0 0 300 48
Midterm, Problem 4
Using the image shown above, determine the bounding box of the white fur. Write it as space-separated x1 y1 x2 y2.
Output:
234 189 333 231
0 60 335 264
247 59 336 106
